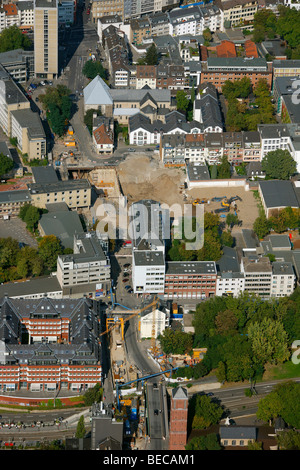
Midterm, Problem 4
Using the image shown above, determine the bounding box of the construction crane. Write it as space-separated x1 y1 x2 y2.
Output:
100 296 160 340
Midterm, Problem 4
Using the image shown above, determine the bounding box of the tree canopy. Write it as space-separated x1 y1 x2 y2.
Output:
138 44 159 66
39 85 72 137
0 25 32 53
82 60 108 80
0 153 14 177
261 149 297 180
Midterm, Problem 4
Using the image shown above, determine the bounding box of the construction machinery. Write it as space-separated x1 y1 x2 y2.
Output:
193 198 208 206
211 196 226 202
221 199 230 207
102 295 160 341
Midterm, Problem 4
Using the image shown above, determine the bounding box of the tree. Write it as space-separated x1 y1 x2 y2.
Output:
253 214 270 239
276 430 300 450
143 43 159 65
83 383 103 406
217 156 231 179
0 25 32 53
256 381 300 427
0 153 14 177
38 235 63 271
23 205 41 232
186 434 221 450
220 230 234 248
84 108 101 135
215 309 238 336
190 394 223 429
247 317 290 365
82 60 107 80
75 415 86 438
176 90 190 115
158 329 193 355
261 149 296 180
226 213 239 229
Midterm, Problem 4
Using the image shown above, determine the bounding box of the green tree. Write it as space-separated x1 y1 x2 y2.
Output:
83 383 103 406
217 156 231 179
0 25 32 53
23 205 41 232
261 149 296 180
0 153 14 177
186 434 221 450
190 394 223 429
276 430 300 450
158 329 193 355
176 90 190 115
144 43 159 65
253 214 270 239
38 235 63 271
75 415 86 438
226 213 239 229
82 60 107 80
84 108 101 135
220 230 234 247
247 317 290 365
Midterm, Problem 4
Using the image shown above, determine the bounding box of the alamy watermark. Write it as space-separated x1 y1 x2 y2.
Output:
291 340 300 365
95 198 205 251
292 80 300 105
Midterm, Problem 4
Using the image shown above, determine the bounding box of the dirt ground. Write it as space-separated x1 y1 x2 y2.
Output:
187 186 260 230
117 155 186 207
117 155 259 230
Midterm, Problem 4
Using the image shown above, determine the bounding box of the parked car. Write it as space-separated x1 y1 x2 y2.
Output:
125 285 131 290
122 279 129 283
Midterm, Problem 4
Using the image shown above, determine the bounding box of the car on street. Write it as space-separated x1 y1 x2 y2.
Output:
124 263 131 268
128 148 136 152
122 279 129 283
125 285 131 290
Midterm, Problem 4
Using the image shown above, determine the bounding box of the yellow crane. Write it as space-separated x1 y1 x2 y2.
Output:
101 297 160 341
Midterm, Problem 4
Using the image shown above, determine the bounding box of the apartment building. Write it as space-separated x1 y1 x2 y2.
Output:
0 64 30 136
272 60 300 79
58 0 74 25
10 108 47 160
257 124 292 159
200 57 272 92
160 133 186 166
0 49 34 83
91 0 124 22
0 189 32 218
27 178 91 209
216 0 258 27
148 11 170 36
271 262 296 298
168 5 223 37
193 83 223 133
2 3 19 27
17 1 35 29
57 231 111 297
34 0 58 79
222 131 243 165
0 296 103 393
136 65 157 89
130 199 168 294
243 131 261 163
241 256 273 299
130 17 152 45
164 261 217 300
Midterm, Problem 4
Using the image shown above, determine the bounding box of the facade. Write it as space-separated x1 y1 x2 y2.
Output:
0 296 102 393
10 108 47 160
56 231 111 297
0 189 32 218
139 306 170 338
201 57 272 92
168 387 188 451
164 261 217 300
28 178 91 209
241 256 273 299
34 0 58 79
220 426 257 447
216 0 258 27
91 0 124 22
0 48 34 83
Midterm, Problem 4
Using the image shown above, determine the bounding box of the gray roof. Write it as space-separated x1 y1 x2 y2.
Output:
60 231 107 264
110 88 171 103
207 57 267 70
11 109 45 140
0 64 28 105
84 75 113 106
166 261 216 275
220 426 257 440
28 178 90 195
39 209 83 249
259 180 299 209
273 59 300 68
217 246 241 274
0 276 61 298
186 163 210 181
32 166 59 184
133 250 165 266
272 261 295 276
266 234 291 250
0 190 31 204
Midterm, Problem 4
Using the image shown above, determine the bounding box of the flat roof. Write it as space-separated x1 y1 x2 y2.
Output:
0 275 61 298
166 261 216 275
0 189 31 204
133 250 165 266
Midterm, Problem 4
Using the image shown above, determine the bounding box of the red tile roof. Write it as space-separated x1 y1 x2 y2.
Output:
3 4 18 15
245 40 259 58
93 124 113 145
216 41 236 58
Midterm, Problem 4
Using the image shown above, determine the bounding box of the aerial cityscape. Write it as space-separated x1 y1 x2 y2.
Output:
0 0 299 454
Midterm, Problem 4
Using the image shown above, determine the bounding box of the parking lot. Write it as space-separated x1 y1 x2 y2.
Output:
0 218 38 248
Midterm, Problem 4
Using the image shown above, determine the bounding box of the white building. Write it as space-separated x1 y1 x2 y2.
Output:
216 273 245 297
271 262 296 298
139 305 170 338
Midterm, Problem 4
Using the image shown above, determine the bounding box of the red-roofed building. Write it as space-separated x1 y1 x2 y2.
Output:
93 123 114 155
216 40 236 58
2 4 19 27
245 40 258 58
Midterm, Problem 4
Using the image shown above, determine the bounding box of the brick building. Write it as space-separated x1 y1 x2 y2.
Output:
0 296 102 393
169 387 188 450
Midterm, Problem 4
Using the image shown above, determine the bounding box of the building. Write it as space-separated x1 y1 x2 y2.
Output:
241 255 273 299
0 48 34 83
216 246 245 297
0 64 30 136
193 83 223 133
0 275 62 299
91 0 124 22
272 60 300 79
258 180 299 217
168 387 188 451
27 178 91 210
216 0 258 27
220 426 257 447
10 108 47 160
0 296 102 393
17 0 35 30
130 199 167 294
56 231 111 297
34 0 58 79
91 402 123 450
139 304 170 338
271 261 296 298
164 261 217 300
0 189 31 218
92 115 114 155
38 202 84 249
200 57 272 92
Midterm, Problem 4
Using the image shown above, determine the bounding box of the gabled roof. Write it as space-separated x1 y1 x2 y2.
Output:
84 75 113 106
93 123 113 145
